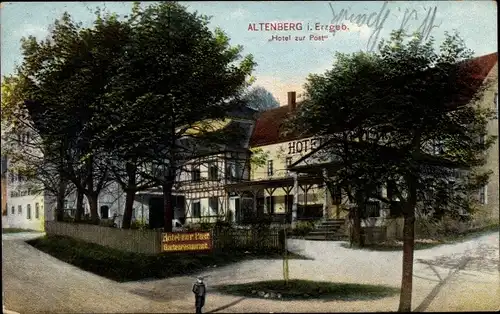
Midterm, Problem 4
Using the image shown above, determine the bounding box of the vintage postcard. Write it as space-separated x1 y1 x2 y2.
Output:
1 1 498 313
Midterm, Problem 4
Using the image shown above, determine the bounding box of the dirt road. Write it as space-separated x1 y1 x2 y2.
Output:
3 231 498 313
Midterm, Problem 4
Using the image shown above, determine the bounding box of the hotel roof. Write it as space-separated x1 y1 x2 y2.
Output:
249 52 498 148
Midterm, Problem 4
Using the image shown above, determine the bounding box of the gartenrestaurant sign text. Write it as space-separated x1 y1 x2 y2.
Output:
162 231 212 252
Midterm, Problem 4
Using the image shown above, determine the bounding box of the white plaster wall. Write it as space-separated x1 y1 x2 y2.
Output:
5 193 46 231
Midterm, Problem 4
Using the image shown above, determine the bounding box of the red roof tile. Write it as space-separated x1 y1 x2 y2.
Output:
448 52 497 107
249 105 308 147
466 52 497 79
249 52 498 148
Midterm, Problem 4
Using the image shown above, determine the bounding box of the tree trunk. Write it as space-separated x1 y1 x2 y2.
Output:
351 190 365 247
87 193 99 225
351 205 363 247
122 161 138 229
398 211 416 311
55 179 67 221
122 189 136 229
75 187 85 222
163 180 174 232
398 175 418 312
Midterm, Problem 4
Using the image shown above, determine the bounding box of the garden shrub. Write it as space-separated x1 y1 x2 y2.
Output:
291 221 315 237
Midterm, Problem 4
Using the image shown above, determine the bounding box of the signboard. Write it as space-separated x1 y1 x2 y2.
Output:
287 137 323 155
162 231 212 253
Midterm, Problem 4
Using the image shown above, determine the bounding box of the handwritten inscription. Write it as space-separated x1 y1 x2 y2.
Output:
328 1 441 51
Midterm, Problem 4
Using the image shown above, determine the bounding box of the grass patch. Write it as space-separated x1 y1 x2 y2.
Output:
26 235 307 282
341 239 442 251
2 228 38 233
341 224 499 251
214 279 399 301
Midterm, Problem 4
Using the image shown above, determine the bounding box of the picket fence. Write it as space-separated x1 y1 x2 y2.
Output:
44 221 282 254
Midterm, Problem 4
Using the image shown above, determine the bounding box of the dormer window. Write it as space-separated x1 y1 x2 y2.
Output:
494 92 498 119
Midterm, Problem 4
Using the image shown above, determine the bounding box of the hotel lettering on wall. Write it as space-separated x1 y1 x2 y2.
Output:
162 231 213 253
287 137 323 155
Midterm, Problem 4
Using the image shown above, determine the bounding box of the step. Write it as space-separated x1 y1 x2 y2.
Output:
308 230 346 237
315 224 343 230
304 235 348 241
324 219 346 223
316 225 343 230
318 221 345 225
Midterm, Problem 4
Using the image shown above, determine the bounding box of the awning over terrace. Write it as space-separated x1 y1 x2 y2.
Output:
224 175 324 193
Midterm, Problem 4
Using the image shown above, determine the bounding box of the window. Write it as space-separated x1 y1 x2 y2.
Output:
192 201 201 218
208 162 218 180
478 135 487 155
226 161 242 180
285 157 292 174
494 92 498 119
267 160 274 176
11 206 15 215
191 165 201 182
361 201 381 218
18 205 22 215
479 185 487 204
100 205 109 219
387 181 395 200
389 201 403 217
479 135 485 145
27 204 32 219
64 200 69 209
209 197 219 215
330 185 342 205
35 203 40 219
225 161 235 180
265 196 275 214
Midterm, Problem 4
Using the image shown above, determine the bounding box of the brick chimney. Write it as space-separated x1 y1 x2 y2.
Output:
288 91 297 112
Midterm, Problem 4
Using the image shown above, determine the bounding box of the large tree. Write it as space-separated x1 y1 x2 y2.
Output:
96 2 255 232
8 11 131 224
291 30 496 311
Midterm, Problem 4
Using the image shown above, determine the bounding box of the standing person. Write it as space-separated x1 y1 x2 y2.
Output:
192 276 206 314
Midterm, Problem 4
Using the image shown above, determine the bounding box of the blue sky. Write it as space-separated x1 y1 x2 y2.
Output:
1 1 497 105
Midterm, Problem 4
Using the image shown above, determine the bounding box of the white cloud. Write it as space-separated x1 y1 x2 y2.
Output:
229 8 248 19
15 24 48 39
345 22 372 40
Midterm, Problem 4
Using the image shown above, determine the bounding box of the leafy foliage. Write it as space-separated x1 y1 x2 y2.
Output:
3 2 256 229
289 30 496 311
